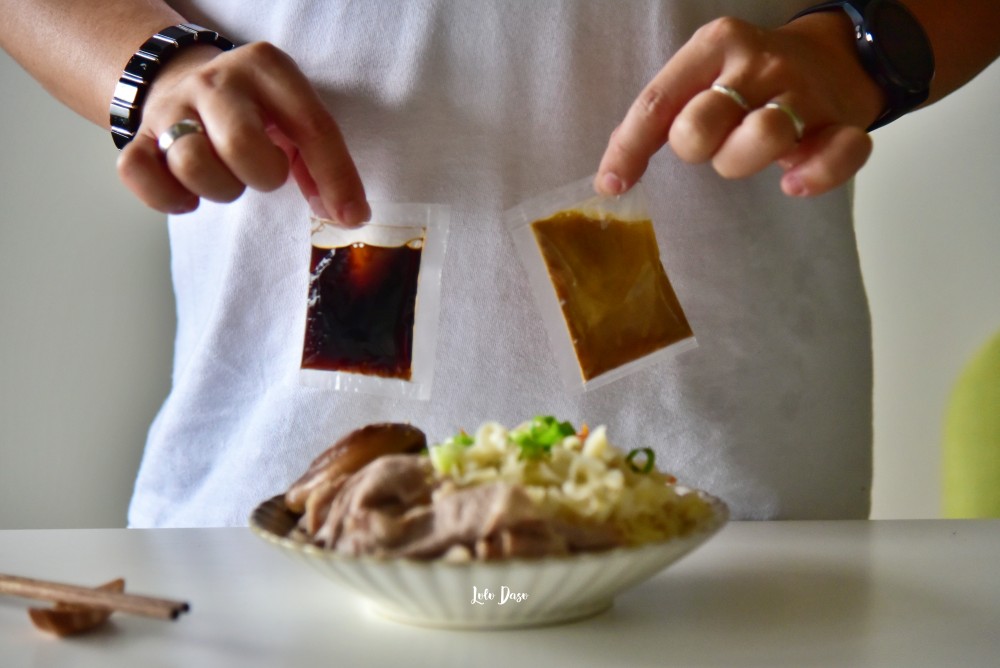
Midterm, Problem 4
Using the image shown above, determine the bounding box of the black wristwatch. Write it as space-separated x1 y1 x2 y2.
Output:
791 0 935 131
109 24 236 149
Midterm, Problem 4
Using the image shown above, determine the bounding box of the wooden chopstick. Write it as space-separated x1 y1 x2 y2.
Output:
0 574 189 621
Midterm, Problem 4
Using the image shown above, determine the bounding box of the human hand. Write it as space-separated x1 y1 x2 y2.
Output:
116 41 369 225
595 13 887 198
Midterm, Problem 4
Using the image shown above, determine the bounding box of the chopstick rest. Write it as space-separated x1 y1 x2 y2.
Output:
27 578 125 637
0 573 190 636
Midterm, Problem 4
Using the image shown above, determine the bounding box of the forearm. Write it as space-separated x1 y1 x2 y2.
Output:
898 0 1000 105
0 0 184 127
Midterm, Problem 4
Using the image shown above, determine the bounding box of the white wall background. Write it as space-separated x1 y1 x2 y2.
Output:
1 50 997 528
855 61 1000 519
0 53 174 529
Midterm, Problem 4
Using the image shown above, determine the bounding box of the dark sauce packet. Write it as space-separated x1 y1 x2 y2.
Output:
300 203 449 400
505 175 696 393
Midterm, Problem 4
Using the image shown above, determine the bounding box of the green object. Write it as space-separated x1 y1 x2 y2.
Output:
943 330 1000 518
510 416 576 460
626 448 656 474
428 430 474 474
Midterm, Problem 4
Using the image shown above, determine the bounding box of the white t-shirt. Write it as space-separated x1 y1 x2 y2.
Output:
133 0 872 527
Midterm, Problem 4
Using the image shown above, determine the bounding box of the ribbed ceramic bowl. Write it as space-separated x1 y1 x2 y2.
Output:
249 492 728 630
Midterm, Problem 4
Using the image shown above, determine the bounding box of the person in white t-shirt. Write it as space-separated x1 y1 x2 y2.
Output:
1 1 997 526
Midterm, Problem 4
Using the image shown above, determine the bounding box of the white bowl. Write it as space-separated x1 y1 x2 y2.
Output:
249 492 728 630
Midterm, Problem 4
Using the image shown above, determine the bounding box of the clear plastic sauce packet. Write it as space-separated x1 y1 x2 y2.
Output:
506 175 696 392
299 202 449 400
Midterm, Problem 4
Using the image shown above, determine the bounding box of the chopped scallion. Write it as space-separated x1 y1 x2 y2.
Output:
625 447 655 474
510 415 575 460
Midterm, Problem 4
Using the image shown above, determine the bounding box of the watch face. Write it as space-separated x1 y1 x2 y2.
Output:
868 0 935 91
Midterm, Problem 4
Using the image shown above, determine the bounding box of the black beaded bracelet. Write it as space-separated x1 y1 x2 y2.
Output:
109 24 236 149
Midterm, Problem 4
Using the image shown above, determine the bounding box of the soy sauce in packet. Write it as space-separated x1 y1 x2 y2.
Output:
300 203 449 400
505 175 695 393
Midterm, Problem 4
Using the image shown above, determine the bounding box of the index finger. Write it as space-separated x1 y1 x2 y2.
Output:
595 21 730 195
246 43 370 226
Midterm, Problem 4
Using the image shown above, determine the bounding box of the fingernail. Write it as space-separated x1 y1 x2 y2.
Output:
336 200 371 227
308 196 331 220
782 172 808 197
170 199 198 215
599 172 625 196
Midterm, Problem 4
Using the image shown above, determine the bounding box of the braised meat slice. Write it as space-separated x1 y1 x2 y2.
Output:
311 454 433 549
285 423 426 513
296 453 626 560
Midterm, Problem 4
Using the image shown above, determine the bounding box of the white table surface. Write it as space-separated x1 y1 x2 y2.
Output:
1 521 998 667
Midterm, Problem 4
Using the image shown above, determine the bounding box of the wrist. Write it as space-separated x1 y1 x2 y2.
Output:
781 11 887 129
109 24 236 149
788 1 935 131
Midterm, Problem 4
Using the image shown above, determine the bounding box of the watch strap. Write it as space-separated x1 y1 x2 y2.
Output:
110 24 236 149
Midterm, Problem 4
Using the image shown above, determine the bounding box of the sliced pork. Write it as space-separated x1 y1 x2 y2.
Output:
295 453 624 560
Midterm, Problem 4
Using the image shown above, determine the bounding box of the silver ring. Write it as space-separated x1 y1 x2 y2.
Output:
764 102 805 142
157 119 206 153
710 83 751 111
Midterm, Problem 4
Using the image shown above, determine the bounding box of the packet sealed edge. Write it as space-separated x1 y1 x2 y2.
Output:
503 174 696 394
298 201 449 401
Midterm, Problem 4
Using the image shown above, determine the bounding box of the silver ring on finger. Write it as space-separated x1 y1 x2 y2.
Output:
764 102 805 142
157 119 206 154
710 83 751 112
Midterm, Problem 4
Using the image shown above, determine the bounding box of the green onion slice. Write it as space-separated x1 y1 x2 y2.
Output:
510 415 576 460
625 447 655 474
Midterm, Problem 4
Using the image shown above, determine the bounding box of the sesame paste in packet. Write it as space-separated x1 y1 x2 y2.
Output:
531 210 693 381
